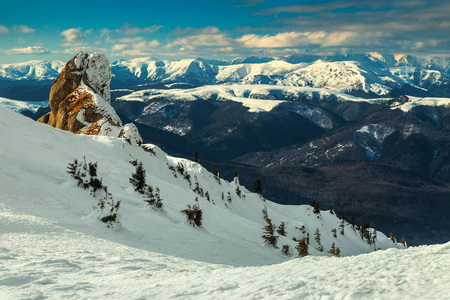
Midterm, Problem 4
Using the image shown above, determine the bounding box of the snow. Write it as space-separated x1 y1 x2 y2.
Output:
0 106 448 298
0 97 47 113
393 96 450 112
117 84 368 113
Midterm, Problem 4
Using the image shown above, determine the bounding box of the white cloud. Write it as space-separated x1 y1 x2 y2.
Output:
2 46 50 55
14 25 35 34
236 31 369 48
0 25 10 34
17 38 26 44
134 40 160 49
168 34 233 48
112 44 128 51
61 28 86 42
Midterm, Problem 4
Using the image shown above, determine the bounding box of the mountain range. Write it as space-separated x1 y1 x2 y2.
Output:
1 52 450 246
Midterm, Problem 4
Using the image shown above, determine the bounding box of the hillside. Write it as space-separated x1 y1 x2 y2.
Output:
1 105 449 299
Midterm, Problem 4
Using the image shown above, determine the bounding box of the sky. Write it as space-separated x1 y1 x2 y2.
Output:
0 0 449 64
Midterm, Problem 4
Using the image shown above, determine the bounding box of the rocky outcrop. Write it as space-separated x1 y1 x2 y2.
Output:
38 52 141 141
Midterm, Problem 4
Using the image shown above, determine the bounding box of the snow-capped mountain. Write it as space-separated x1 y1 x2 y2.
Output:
1 53 449 97
0 60 65 81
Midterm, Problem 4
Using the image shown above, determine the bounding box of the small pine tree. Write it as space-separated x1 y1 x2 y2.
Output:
329 206 334 214
154 187 163 209
331 228 337 238
130 162 146 193
282 245 290 256
328 242 336 256
328 243 341 257
232 170 238 180
211 161 218 176
389 232 396 243
205 191 211 202
262 206 268 220
144 185 155 205
235 186 241 198
340 217 345 235
311 200 320 214
262 217 278 248
277 221 287 236
227 192 232 203
253 178 262 195
399 238 406 248
314 228 323 252
296 237 309 257
193 150 199 163
181 198 202 227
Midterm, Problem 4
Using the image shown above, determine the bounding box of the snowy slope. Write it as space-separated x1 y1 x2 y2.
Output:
0 106 398 263
1 107 449 299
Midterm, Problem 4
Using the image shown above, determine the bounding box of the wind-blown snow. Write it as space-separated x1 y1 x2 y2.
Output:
0 106 448 298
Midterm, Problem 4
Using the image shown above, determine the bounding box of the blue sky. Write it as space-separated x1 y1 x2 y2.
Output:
0 0 449 63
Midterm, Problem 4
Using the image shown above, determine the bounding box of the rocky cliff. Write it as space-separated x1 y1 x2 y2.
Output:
38 52 141 144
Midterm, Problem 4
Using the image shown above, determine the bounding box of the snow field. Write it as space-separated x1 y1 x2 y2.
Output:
1 106 448 298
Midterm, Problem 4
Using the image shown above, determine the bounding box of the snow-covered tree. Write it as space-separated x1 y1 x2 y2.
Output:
262 217 278 248
130 162 146 193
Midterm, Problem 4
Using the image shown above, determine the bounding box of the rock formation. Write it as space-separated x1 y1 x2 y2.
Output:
38 52 141 142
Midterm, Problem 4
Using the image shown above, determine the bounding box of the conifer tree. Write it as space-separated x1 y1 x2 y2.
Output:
253 178 262 195
211 161 218 176
328 242 336 256
130 162 146 193
277 221 287 236
399 238 406 248
154 187 163 209
193 150 199 163
262 206 268 220
331 228 337 238
181 197 202 227
329 206 334 214
232 170 238 180
314 228 323 252
296 237 309 257
227 192 232 203
262 217 278 248
282 245 290 256
340 216 345 235
311 200 320 214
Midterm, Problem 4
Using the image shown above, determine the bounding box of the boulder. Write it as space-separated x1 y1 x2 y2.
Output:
38 52 141 142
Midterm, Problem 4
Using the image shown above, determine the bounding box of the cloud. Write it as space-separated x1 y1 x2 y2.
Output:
14 25 35 34
0 25 10 34
167 27 233 49
169 26 221 36
2 46 50 55
133 40 160 49
168 34 232 48
62 46 107 55
101 23 163 36
61 28 86 42
236 31 366 48
112 44 128 51
118 37 144 43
